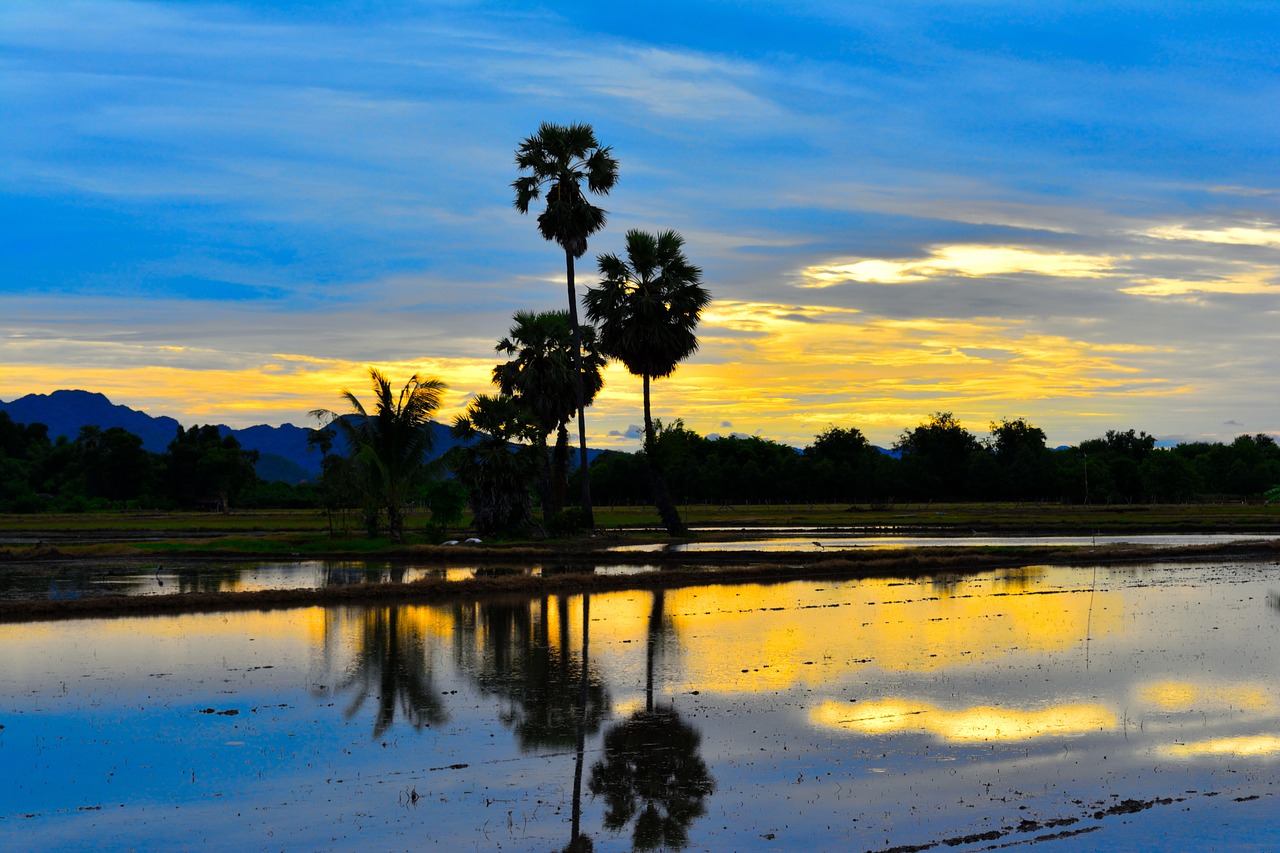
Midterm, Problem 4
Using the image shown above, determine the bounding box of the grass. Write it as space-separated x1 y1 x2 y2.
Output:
2 501 1278 556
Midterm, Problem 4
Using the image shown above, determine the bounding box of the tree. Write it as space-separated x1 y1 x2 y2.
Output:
513 122 620 530
448 393 542 536
164 425 259 512
987 418 1054 501
894 412 981 500
805 426 875 503
585 229 711 534
311 368 447 543
493 310 606 524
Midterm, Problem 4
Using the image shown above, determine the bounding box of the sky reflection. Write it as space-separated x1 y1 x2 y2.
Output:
2 560 1279 850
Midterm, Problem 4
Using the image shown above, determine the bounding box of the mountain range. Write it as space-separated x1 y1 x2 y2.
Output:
0 390 466 483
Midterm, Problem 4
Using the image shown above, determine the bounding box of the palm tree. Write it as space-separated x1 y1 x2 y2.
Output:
585 229 710 534
448 393 542 536
310 368 446 544
513 122 620 529
493 310 607 523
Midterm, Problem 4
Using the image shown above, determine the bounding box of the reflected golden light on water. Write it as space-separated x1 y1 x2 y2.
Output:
810 698 1116 742
1136 680 1274 713
650 578 1121 694
1163 736 1280 758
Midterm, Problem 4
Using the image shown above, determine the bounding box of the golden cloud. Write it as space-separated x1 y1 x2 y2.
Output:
1145 223 1280 248
799 244 1117 287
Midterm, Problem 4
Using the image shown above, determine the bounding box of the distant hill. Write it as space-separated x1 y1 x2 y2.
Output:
0 389 464 483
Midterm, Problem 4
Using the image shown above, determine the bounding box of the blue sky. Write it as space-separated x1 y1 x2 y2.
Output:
2 0 1278 447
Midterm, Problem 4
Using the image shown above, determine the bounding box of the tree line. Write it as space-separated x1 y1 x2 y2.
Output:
592 414 1280 507
0 413 273 512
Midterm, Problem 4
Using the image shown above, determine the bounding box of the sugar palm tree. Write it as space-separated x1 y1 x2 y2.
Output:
513 122 620 529
310 368 446 544
493 310 606 523
585 229 710 534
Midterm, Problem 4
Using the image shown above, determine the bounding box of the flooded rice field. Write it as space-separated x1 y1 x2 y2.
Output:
2 559 1279 850
0 560 664 602
616 532 1280 553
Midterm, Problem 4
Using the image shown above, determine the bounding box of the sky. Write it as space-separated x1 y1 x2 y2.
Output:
3 0 1278 449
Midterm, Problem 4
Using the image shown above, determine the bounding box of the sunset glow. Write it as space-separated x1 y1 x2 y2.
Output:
3 1 1278 447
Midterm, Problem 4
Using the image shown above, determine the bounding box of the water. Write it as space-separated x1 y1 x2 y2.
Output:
0 559 663 602
2 560 1279 850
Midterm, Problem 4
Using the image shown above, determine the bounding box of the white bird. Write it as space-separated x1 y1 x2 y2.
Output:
465 537 483 544
441 540 460 546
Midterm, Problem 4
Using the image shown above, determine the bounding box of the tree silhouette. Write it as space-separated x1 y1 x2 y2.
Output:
513 122 619 529
585 229 710 534
448 393 542 536
588 589 713 850
493 310 606 524
333 606 448 739
311 368 446 543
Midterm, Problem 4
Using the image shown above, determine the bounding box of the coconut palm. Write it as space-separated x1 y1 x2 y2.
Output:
513 122 619 529
585 229 710 534
449 393 542 536
310 368 446 544
493 310 607 523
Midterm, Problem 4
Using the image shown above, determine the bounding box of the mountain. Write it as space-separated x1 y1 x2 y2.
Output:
0 389 463 483
1 390 184 454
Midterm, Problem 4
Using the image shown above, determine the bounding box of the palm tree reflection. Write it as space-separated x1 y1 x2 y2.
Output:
335 606 448 738
588 590 714 850
454 596 608 751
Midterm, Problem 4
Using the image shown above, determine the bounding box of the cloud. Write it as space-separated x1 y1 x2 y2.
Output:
799 245 1118 287
1144 223 1280 248
607 425 644 440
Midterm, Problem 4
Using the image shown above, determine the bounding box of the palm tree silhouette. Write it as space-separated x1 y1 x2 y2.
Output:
449 393 542 536
585 229 711 534
493 310 606 523
588 589 714 850
513 122 619 529
311 368 446 543
334 606 449 739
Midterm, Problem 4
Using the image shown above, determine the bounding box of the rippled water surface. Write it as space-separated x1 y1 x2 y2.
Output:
3 560 1279 850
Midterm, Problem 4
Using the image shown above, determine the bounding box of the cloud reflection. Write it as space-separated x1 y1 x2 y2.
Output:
810 698 1116 742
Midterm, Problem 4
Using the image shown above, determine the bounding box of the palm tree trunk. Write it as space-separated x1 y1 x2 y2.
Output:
642 374 684 534
645 589 665 714
570 594 590 845
564 250 596 529
551 422 570 520
537 432 554 526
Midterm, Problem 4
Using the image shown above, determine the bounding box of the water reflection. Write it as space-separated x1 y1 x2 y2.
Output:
588 589 714 851
811 698 1116 741
325 606 448 738
589 707 714 851
452 596 609 751
4 561 1280 850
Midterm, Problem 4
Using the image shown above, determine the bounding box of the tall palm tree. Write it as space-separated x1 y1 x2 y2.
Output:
494 310 607 523
311 368 446 544
585 229 710 534
513 122 620 529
